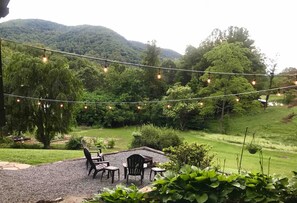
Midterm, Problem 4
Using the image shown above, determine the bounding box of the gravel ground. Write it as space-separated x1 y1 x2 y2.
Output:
0 147 168 203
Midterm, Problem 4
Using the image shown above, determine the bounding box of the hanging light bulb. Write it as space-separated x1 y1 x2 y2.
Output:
235 97 240 102
60 103 64 108
16 98 21 103
198 101 204 106
251 76 256 86
108 105 112 110
103 60 108 73
166 104 171 109
84 103 88 109
277 90 281 97
42 49 48 63
294 75 297 85
37 100 41 106
207 73 211 84
137 105 141 110
157 69 162 79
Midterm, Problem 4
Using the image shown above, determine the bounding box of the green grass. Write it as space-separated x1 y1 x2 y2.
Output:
0 148 83 165
207 106 297 146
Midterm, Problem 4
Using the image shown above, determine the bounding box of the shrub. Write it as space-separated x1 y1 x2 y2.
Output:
65 136 83 150
161 142 214 171
10 143 41 149
107 139 115 149
86 184 146 203
130 124 182 150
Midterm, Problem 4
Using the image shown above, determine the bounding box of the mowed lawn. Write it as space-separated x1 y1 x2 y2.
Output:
1 125 297 177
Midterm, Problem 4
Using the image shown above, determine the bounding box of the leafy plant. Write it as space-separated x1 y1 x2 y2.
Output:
161 142 214 172
107 139 115 149
65 136 83 150
86 184 146 203
246 143 262 154
130 124 182 150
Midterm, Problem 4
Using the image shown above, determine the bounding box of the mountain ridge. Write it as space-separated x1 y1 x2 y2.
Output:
0 19 182 62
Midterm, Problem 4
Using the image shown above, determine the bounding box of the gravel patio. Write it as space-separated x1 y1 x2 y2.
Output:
0 147 168 203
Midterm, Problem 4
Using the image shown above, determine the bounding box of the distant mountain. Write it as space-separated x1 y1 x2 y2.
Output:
0 19 182 62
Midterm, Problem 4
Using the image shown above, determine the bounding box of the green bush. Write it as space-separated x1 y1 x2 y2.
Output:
161 142 214 171
149 165 297 203
65 136 83 150
86 184 146 203
86 166 297 203
107 139 115 149
130 124 182 150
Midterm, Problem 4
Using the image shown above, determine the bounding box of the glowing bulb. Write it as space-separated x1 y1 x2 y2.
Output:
103 67 108 73
16 98 20 103
137 105 141 110
294 80 297 85
198 102 204 106
207 78 211 84
37 101 41 106
108 106 112 110
236 98 240 102
277 92 281 97
251 80 256 86
157 73 161 79
84 105 88 109
166 104 171 109
42 56 48 63
60 103 64 108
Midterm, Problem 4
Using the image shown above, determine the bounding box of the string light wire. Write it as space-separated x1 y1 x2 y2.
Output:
2 38 297 77
5 85 296 105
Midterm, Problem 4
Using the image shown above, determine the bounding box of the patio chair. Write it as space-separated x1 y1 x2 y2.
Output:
126 154 145 184
83 147 105 169
83 147 110 178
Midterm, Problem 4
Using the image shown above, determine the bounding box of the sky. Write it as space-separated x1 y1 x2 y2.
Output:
1 0 296 73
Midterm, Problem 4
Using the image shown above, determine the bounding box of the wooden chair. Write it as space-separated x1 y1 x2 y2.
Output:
126 154 145 184
83 148 110 178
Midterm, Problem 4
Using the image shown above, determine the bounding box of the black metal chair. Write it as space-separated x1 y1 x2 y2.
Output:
83 147 109 178
126 154 145 184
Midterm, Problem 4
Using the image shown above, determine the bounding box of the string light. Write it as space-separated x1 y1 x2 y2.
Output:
103 60 108 73
37 101 41 106
157 69 162 79
16 98 20 103
84 103 88 109
166 104 171 109
108 105 112 110
207 73 211 84
198 102 204 106
3 38 297 78
294 75 297 85
235 97 240 102
137 105 141 110
251 77 256 86
4 85 297 106
42 49 48 63
60 103 64 108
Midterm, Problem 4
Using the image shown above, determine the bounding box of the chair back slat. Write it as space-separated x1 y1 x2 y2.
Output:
83 148 96 169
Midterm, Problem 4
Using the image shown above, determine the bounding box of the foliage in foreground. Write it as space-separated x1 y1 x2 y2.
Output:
87 166 297 203
161 142 214 172
130 124 183 150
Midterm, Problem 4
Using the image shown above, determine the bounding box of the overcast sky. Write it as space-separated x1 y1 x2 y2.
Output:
1 0 296 72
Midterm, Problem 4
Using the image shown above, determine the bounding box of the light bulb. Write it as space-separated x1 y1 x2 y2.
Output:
103 67 108 73
166 104 171 109
157 73 161 79
251 80 256 86
207 78 211 84
60 103 64 108
236 98 240 102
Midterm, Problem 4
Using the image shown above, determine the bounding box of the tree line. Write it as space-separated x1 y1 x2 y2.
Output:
2 26 295 148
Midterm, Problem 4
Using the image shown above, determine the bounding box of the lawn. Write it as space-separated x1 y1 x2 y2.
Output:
1 125 297 177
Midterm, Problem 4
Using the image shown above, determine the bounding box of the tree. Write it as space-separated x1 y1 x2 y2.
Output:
199 42 260 133
142 40 166 99
163 83 199 130
4 52 82 148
